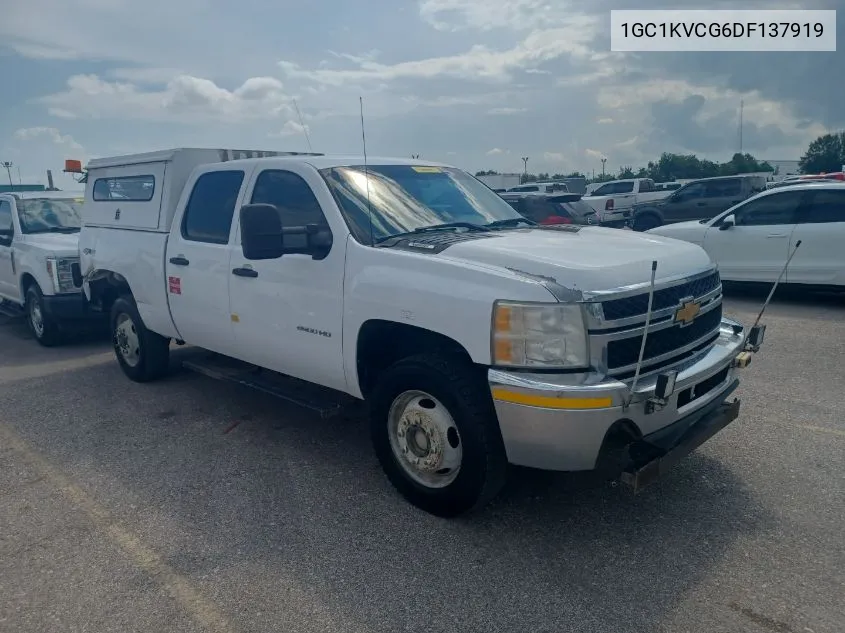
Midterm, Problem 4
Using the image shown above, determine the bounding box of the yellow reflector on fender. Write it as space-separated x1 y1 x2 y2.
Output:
491 387 612 410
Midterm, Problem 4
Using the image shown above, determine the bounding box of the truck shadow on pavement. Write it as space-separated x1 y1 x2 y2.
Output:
1 346 777 633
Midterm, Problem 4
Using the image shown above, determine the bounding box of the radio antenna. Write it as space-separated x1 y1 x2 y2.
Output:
360 96 375 246
743 240 801 347
625 260 658 409
292 99 313 152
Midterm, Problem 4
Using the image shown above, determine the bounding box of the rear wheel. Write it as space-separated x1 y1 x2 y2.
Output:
633 213 661 232
110 295 170 382
25 285 61 347
369 353 508 517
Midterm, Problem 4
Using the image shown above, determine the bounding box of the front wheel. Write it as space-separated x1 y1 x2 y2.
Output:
25 285 61 347
369 353 508 517
110 295 170 382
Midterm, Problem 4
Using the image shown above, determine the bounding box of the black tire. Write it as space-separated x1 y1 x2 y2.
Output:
633 213 661 232
369 352 508 517
25 284 62 347
110 295 170 382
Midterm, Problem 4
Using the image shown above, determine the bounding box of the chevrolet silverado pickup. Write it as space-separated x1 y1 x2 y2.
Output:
78 148 765 517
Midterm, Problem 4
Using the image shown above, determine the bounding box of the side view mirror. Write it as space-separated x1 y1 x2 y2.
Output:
0 228 12 245
240 203 332 260
719 214 736 230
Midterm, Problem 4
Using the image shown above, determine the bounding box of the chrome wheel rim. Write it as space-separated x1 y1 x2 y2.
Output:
29 299 44 338
114 313 141 367
387 390 463 489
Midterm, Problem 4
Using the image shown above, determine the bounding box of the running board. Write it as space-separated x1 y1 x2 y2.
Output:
0 301 25 318
180 352 352 419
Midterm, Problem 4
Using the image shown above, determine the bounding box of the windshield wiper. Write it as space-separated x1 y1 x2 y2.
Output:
26 227 81 234
377 221 490 243
485 217 536 229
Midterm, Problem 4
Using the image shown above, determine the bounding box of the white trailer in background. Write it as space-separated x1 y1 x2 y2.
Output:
476 173 522 191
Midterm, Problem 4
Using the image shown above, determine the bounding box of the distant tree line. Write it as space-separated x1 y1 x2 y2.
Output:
476 152 775 184
478 130 845 184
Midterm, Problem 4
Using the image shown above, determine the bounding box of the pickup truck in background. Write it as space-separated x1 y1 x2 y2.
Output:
0 191 100 345
630 174 768 231
78 148 764 517
582 178 672 225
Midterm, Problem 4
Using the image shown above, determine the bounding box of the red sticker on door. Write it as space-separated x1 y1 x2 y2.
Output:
168 276 181 294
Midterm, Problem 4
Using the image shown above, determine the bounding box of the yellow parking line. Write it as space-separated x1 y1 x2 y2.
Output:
797 424 845 438
0 423 233 633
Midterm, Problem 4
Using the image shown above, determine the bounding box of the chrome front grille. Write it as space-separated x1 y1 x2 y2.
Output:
600 270 721 321
585 268 724 379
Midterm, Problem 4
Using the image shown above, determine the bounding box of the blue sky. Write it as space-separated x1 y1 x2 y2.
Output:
1 0 842 190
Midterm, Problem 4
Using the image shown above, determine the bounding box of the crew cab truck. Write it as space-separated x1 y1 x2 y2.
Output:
582 178 671 226
0 191 99 345
79 148 765 517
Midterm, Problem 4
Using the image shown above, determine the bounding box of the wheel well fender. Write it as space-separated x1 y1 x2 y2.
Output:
355 320 474 398
87 270 132 315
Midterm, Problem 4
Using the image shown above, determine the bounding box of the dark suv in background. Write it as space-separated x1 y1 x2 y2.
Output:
631 174 767 231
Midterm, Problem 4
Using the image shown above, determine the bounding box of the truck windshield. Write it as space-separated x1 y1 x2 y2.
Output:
17 198 83 234
320 165 524 243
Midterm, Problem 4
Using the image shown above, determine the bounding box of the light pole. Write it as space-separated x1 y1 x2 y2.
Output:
411 154 420 159
600 157 607 179
1 162 13 187
521 156 529 182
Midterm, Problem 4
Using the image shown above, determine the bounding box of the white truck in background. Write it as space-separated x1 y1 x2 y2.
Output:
582 178 673 226
78 147 765 517
0 190 102 345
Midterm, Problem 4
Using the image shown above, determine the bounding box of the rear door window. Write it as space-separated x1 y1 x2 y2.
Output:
800 189 845 224
181 170 245 244
705 178 742 198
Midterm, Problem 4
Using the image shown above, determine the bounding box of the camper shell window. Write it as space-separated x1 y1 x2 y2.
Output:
93 175 156 202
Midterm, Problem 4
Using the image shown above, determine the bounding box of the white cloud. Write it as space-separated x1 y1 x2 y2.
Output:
543 151 565 162
14 127 84 152
37 74 294 123
486 148 508 155
419 0 575 32
278 23 600 85
597 117 614 124
585 148 606 160
273 120 311 139
488 107 527 115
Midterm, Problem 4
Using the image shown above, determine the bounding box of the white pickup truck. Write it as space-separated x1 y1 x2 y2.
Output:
0 190 101 345
582 178 672 226
78 148 765 517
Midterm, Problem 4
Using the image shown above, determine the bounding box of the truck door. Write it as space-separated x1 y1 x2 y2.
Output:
787 188 845 285
229 166 347 393
661 181 708 222
0 198 17 300
165 167 247 356
703 178 745 217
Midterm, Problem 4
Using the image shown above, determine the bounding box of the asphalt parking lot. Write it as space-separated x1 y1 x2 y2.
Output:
1 288 843 633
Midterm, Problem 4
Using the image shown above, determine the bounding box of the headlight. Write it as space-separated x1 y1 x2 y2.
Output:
46 257 79 294
492 301 589 369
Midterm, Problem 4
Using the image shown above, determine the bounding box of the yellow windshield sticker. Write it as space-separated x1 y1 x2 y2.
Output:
411 166 442 173
74 198 84 203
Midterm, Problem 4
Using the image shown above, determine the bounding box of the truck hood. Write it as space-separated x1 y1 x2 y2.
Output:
21 232 80 257
438 227 713 295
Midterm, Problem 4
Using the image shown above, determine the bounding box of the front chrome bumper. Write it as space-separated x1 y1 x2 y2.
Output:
488 317 749 472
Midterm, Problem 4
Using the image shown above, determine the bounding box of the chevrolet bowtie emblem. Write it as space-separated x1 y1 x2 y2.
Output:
674 299 701 326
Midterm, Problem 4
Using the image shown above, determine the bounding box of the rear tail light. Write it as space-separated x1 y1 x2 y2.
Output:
605 199 614 210
540 215 572 225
